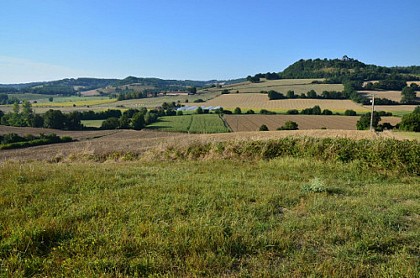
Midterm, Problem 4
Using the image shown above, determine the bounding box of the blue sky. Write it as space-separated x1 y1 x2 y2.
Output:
1 0 419 83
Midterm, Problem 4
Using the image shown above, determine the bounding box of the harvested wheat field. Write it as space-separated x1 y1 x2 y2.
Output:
203 93 369 112
358 90 420 102
207 79 344 95
364 104 419 112
0 126 411 162
224 115 401 132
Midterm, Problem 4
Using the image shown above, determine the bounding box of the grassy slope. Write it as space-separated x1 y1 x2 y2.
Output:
0 158 418 277
147 114 230 133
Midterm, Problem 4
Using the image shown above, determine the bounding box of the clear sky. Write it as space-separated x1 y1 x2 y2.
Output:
1 0 419 83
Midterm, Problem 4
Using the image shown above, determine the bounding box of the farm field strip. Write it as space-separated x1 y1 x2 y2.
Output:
203 93 369 112
205 79 344 95
0 127 416 162
32 97 117 107
224 115 401 132
147 114 230 133
358 90 420 102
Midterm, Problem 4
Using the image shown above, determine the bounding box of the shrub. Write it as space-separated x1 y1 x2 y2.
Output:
356 112 381 130
245 109 255 114
277 121 299 130
195 107 203 114
131 112 145 130
322 109 333 115
193 99 204 103
233 107 242 114
399 112 420 132
286 109 299 115
101 117 120 129
176 110 183 116
267 90 285 100
259 124 269 131
260 109 276 115
344 109 357 116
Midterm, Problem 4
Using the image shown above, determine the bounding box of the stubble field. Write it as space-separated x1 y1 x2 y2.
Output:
204 93 369 112
205 79 344 95
224 115 401 132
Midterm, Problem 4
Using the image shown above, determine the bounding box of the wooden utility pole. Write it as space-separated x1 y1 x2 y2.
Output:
370 94 375 131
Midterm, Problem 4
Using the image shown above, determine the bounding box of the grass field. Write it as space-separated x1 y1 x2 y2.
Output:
81 120 104 128
6 93 56 101
147 114 230 133
0 143 419 276
97 91 222 110
32 97 117 107
224 115 401 132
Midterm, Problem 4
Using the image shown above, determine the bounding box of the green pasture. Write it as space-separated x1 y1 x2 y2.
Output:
147 114 230 133
0 155 418 276
81 120 104 128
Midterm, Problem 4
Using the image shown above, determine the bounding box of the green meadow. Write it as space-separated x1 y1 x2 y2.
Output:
0 148 419 276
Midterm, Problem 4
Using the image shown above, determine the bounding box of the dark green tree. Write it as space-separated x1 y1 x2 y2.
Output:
233 107 242 114
195 107 203 114
187 87 197 95
356 112 381 130
43 110 66 129
101 117 120 129
267 90 285 100
306 90 317 98
65 111 83 130
278 121 299 130
286 90 296 98
401 86 417 104
399 107 420 132
259 124 269 131
119 114 131 129
344 109 357 116
131 112 145 130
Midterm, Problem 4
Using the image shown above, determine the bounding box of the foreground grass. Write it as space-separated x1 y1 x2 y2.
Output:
0 158 418 277
147 114 230 133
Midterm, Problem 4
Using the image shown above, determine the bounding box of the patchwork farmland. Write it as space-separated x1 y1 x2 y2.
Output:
205 79 344 95
224 115 401 132
204 93 369 112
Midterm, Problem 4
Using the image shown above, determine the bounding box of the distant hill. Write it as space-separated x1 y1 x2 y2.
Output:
250 56 420 83
0 76 244 96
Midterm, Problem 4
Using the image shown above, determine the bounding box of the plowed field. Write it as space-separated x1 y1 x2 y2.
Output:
224 115 401 132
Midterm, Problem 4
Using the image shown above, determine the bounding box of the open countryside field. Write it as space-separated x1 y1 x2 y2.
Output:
204 93 369 112
224 115 401 132
32 97 117 107
204 79 344 95
96 90 221 110
1 126 416 162
0 137 419 276
81 119 104 128
148 114 230 133
358 90 420 103
6 93 56 101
